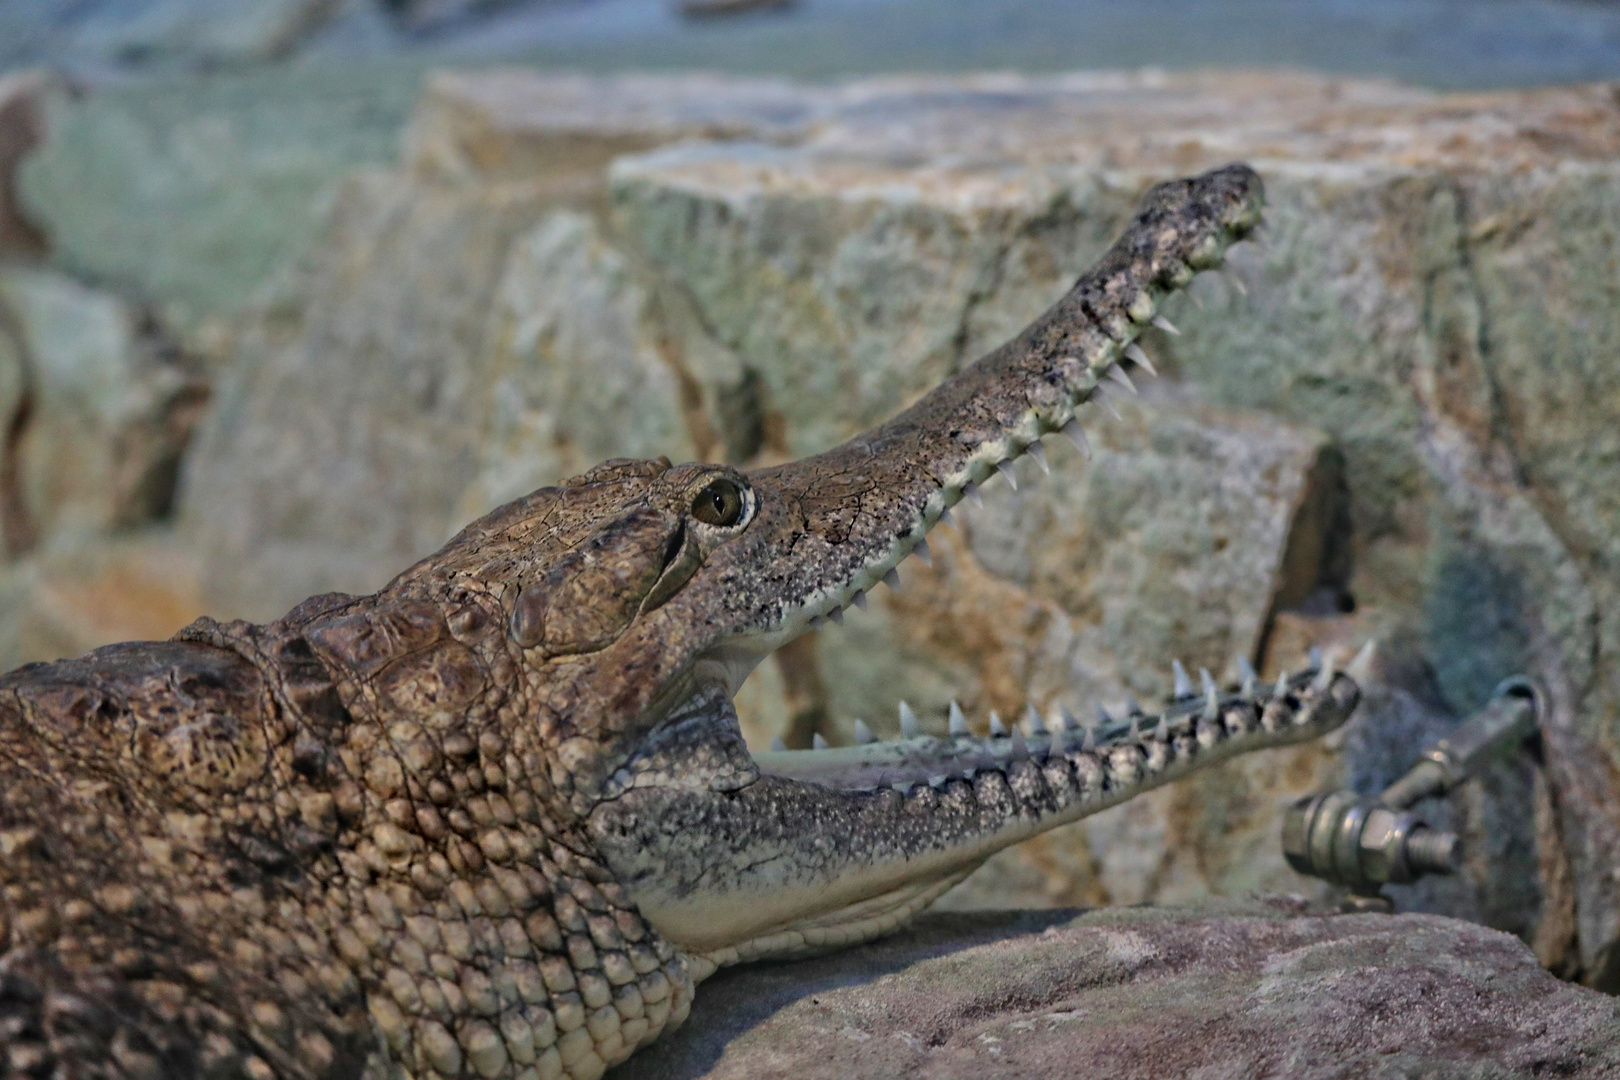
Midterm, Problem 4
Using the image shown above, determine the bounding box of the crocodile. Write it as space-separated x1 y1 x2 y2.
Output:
0 163 1360 1080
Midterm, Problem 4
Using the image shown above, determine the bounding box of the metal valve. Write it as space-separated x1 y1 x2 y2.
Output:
1282 675 1544 912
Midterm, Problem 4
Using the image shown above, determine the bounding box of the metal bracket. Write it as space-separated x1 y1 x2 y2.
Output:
1282 676 1544 913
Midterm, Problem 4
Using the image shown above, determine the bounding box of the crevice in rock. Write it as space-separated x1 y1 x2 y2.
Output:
0 295 35 558
715 367 767 465
1254 443 1354 667
0 380 35 557
647 293 721 465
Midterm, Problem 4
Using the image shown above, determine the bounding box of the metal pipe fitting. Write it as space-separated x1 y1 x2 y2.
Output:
1281 675 1544 908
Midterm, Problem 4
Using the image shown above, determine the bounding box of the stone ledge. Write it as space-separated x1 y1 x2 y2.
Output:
614 903 1620 1080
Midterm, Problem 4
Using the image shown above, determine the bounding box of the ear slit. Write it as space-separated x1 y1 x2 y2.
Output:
659 521 688 574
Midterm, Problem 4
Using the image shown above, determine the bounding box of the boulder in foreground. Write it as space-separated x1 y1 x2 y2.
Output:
615 904 1620 1080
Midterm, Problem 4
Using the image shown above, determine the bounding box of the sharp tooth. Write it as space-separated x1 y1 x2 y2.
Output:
939 506 955 529
964 482 983 508
1308 646 1324 672
1200 668 1218 698
899 701 922 738
1027 441 1050 474
997 459 1019 490
1152 314 1181 336
1082 724 1097 752
894 780 915 795
1129 710 1140 739
1155 714 1169 740
1274 670 1290 698
1106 364 1138 395
1227 272 1248 297
1010 729 1029 759
828 607 844 625
1201 668 1219 719
928 775 948 790
812 733 829 750
1024 705 1047 735
1172 660 1193 700
989 712 1008 737
963 767 978 780
1061 418 1092 460
852 589 867 610
1126 696 1144 717
1094 390 1123 421
1347 640 1377 682
853 719 876 744
884 568 901 591
1095 702 1113 729
1125 342 1158 377
913 538 932 567
1313 650 1338 691
770 736 787 752
1059 704 1080 731
1238 656 1259 696
809 615 824 630
948 700 969 737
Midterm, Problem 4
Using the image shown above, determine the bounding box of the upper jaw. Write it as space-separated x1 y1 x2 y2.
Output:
705 163 1264 647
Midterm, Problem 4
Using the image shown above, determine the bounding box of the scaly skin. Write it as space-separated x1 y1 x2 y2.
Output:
0 164 1359 1080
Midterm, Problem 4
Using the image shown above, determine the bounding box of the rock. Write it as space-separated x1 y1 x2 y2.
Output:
613 904 1620 1080
183 73 848 618
0 266 208 556
0 0 344 70
403 70 826 187
179 168 552 615
0 533 206 671
16 61 423 333
381 0 526 34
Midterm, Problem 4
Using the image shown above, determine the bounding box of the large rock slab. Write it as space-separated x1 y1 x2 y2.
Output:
614 904 1620 1080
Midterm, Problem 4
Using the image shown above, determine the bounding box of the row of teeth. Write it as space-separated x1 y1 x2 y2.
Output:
769 642 1370 756
792 255 1257 635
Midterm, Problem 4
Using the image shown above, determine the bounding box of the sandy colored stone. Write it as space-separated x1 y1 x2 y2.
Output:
614 904 1620 1080
0 532 206 671
404 70 826 187
0 265 207 557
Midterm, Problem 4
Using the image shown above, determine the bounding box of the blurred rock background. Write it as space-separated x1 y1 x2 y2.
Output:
3 0 1620 1001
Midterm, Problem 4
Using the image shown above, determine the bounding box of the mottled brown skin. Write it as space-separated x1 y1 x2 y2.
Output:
0 165 1361 1080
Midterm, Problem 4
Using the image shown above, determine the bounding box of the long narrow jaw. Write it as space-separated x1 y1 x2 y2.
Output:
586 163 1361 980
593 663 1358 978
718 163 1266 648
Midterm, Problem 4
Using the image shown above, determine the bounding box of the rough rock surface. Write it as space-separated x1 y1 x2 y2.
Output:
6 69 1619 985
0 265 207 555
613 904 1620 1080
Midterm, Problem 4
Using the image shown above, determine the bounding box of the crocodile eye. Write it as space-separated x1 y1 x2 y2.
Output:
692 478 746 527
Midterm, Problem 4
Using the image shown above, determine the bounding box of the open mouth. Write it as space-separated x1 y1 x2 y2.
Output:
586 163 1361 976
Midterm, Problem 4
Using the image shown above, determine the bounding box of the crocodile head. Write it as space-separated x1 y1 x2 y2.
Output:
391 163 1359 977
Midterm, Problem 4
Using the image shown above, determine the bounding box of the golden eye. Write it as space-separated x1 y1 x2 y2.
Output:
692 478 746 527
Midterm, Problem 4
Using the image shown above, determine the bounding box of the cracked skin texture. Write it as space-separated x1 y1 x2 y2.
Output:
0 164 1361 1079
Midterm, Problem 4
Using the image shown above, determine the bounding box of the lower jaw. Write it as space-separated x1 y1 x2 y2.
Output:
591 666 1359 970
